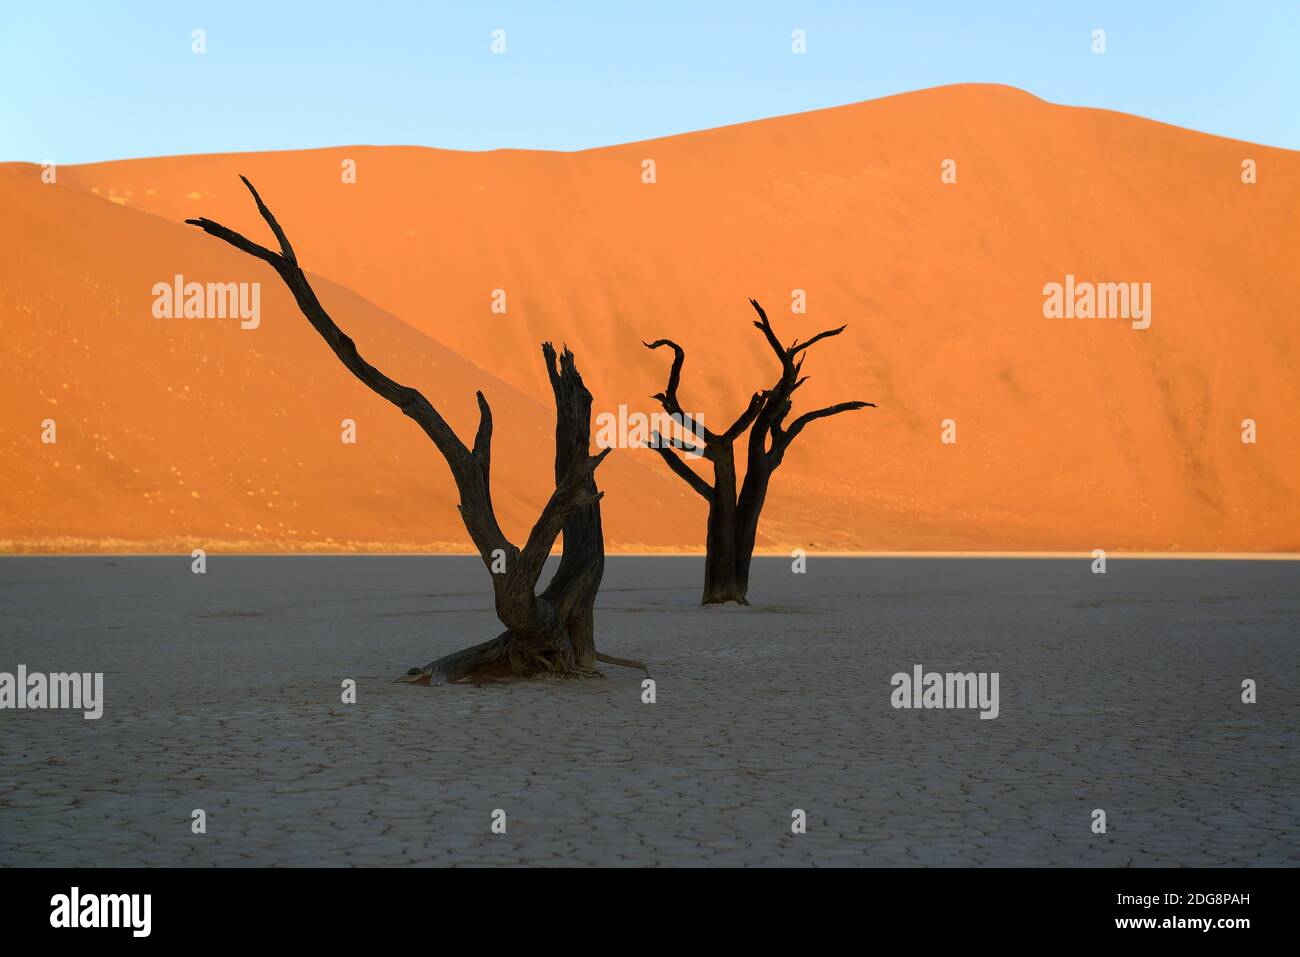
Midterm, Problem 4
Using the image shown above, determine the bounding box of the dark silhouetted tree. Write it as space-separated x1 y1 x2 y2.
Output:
644 299 874 605
188 177 643 683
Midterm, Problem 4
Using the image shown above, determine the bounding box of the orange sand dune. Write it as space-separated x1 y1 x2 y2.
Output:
0 165 698 552
6 83 1300 551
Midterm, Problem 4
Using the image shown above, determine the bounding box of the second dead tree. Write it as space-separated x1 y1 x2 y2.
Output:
645 299 874 605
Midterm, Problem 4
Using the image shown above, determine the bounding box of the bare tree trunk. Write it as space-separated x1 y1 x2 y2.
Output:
188 176 643 684
701 450 746 604
538 345 603 671
646 300 874 605
414 343 607 683
702 517 744 604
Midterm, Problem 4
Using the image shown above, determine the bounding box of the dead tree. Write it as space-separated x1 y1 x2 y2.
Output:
645 299 874 605
188 177 643 683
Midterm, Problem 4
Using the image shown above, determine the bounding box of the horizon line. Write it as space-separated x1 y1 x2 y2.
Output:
9 83 1300 169
4 551 1298 560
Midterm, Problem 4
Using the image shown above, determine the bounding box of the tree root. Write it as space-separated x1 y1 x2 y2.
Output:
595 651 650 674
396 630 637 686
397 644 646 685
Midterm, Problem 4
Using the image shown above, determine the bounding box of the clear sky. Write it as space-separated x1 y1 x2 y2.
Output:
2 1 1296 164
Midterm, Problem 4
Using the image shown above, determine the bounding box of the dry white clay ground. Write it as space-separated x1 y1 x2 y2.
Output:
1 556 1296 867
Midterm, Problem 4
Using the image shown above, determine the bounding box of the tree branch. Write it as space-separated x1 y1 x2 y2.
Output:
723 392 765 441
471 391 492 471
649 430 705 455
187 177 520 573
515 448 611 589
237 174 297 264
790 325 848 356
643 338 714 442
748 298 791 370
775 401 876 452
647 442 713 500
184 216 281 266
643 339 685 413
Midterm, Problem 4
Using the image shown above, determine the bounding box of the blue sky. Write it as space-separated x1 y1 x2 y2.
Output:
1 1 1296 163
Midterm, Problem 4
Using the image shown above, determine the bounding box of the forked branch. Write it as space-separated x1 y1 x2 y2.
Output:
643 338 712 442
187 177 612 606
646 439 713 499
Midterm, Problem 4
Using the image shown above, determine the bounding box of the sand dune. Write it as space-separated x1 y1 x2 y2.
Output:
0 166 697 552
4 84 1298 551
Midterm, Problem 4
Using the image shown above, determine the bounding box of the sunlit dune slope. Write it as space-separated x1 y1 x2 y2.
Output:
0 166 698 552
8 83 1300 551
